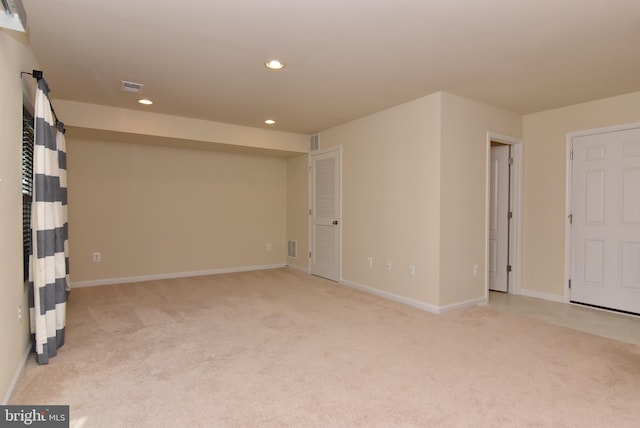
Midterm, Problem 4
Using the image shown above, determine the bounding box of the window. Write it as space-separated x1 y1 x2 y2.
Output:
22 108 34 280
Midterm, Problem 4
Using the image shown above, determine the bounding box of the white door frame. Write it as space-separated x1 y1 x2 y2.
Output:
308 145 342 280
485 132 523 300
563 122 640 304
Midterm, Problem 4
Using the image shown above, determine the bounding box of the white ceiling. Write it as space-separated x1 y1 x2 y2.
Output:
21 0 640 135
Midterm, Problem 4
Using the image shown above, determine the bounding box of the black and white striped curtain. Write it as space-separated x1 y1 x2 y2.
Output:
28 78 70 365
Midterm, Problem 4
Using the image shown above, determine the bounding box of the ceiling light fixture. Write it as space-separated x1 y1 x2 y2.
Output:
265 59 284 70
138 99 153 105
265 119 276 125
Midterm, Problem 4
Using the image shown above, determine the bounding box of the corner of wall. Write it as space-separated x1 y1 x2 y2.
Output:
438 92 523 307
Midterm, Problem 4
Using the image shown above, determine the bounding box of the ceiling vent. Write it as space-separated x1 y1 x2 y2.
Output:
121 81 144 93
0 0 27 32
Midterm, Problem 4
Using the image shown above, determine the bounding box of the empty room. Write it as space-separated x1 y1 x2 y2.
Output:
1 1 640 427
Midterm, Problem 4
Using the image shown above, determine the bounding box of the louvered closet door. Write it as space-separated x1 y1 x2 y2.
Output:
570 127 640 314
310 148 341 281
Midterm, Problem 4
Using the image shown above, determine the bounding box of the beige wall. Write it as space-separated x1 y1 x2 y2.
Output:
439 92 522 306
522 91 640 297
312 92 522 309
0 29 38 403
286 154 309 270
319 93 443 305
68 139 288 282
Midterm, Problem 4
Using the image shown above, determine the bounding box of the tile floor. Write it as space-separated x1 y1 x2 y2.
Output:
487 291 640 345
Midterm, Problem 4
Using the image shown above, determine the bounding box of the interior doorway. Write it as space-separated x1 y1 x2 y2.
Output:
489 142 511 292
485 132 523 298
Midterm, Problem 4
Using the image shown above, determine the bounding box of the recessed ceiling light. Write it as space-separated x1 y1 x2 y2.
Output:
138 99 153 105
265 119 276 125
265 59 284 70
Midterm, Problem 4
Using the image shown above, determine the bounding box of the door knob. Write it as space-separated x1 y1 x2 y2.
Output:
332 220 339 225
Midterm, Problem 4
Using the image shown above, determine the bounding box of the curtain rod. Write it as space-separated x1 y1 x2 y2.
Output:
20 69 64 132
20 69 43 80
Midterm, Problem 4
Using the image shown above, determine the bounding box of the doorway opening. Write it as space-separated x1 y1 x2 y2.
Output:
489 142 511 292
485 132 523 299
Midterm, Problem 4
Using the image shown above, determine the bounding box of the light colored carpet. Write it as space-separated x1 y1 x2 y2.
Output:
10 268 640 427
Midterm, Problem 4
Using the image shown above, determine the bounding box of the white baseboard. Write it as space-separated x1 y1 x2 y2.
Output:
340 279 486 314
521 288 564 303
71 264 287 288
340 279 487 314
1 344 31 405
439 296 488 313
285 264 309 274
339 279 440 314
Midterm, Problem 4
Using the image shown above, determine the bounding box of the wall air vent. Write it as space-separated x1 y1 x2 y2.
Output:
310 135 319 151
121 80 144 93
287 240 297 258
0 0 27 32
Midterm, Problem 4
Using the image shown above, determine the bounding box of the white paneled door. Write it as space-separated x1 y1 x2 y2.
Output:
570 126 640 314
489 144 510 292
309 148 341 281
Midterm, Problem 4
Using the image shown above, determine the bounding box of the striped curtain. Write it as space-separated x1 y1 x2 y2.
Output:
28 78 70 365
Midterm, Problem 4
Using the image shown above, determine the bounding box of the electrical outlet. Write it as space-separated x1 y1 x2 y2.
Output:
473 264 479 276
409 265 415 276
93 252 101 262
17 305 22 323
367 257 373 267
385 260 392 271
266 243 272 251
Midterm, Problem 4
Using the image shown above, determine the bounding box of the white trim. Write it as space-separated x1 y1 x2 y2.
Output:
564 134 573 303
71 264 286 288
567 122 640 139
521 288 564 303
439 296 488 313
340 279 440 313
340 279 485 314
484 139 491 303
308 154 312 274
1 344 31 405
286 264 309 274
564 122 640 304
485 132 524 297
